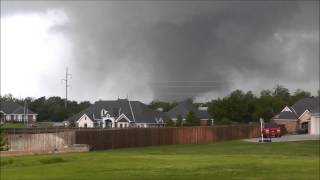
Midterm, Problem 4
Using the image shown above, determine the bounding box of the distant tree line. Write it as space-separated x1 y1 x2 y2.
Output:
150 85 317 125
1 85 317 123
207 85 315 124
0 95 91 122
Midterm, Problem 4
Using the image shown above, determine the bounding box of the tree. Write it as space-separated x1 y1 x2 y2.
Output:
69 120 76 128
164 118 175 127
176 114 183 127
260 89 272 97
273 85 290 101
215 117 232 125
290 89 311 105
148 101 177 112
0 124 8 151
185 111 199 126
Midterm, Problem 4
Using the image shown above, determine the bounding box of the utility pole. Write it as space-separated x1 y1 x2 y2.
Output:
62 67 72 108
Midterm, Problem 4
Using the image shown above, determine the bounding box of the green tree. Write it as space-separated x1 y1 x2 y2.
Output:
215 117 233 125
0 124 8 151
260 89 272 97
290 89 311 105
273 85 290 101
165 118 175 127
69 120 76 128
148 101 177 112
185 111 199 126
176 114 183 127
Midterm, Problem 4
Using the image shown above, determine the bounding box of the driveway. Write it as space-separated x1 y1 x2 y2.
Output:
243 134 320 143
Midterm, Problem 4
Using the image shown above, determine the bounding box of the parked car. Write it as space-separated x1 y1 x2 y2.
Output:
263 123 281 138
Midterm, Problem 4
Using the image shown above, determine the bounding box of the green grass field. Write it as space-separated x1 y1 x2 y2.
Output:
2 122 54 129
1 123 28 128
1 140 319 180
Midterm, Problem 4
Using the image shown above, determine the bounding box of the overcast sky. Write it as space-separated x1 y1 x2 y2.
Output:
1 1 319 103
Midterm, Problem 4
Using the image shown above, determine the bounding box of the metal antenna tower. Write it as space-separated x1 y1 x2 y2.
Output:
62 67 72 108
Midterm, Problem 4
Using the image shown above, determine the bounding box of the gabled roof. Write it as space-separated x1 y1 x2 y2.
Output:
197 110 210 119
166 101 197 119
69 99 165 124
292 97 319 117
277 111 298 120
166 101 211 119
273 97 319 120
0 101 36 114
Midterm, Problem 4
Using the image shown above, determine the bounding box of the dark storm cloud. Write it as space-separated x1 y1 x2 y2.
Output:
1 1 319 102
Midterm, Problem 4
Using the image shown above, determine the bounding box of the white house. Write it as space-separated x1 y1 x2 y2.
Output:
69 99 165 128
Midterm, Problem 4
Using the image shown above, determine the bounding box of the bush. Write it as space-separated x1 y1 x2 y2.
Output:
297 128 307 134
215 118 233 125
0 124 8 151
165 118 175 127
185 111 199 126
279 124 288 135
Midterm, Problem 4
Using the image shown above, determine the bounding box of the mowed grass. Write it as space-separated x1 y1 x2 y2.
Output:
2 123 28 128
1 140 319 180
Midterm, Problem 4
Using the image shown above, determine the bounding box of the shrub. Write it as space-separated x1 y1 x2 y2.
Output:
185 111 199 126
165 118 175 127
297 128 307 134
215 118 233 125
0 124 8 151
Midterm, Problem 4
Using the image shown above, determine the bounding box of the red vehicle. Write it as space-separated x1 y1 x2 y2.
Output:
263 123 281 138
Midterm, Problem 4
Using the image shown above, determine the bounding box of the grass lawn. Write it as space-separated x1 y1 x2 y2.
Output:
2 122 53 129
1 123 28 128
1 140 319 180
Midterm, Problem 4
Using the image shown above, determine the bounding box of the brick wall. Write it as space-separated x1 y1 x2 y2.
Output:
271 119 299 134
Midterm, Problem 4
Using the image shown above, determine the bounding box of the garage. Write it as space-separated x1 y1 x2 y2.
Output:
310 115 320 134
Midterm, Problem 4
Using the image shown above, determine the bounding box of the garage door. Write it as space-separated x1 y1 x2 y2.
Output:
310 117 320 134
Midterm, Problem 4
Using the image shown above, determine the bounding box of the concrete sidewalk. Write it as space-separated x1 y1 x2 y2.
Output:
243 134 320 143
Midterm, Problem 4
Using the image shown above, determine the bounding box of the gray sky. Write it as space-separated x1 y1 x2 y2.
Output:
1 1 319 103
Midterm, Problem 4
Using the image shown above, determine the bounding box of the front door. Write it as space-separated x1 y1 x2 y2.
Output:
105 120 112 128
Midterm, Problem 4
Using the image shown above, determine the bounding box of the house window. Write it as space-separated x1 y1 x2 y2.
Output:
120 124 123 128
84 123 88 128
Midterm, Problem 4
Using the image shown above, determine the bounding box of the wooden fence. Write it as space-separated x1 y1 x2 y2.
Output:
3 125 260 152
75 125 260 150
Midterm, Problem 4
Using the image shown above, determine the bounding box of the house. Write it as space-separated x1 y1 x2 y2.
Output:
68 99 165 128
0 101 37 123
166 101 212 126
271 97 319 134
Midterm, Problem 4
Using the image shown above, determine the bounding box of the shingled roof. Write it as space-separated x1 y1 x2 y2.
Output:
273 97 319 120
0 101 36 114
292 97 319 117
69 99 165 124
277 111 298 119
166 101 210 119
